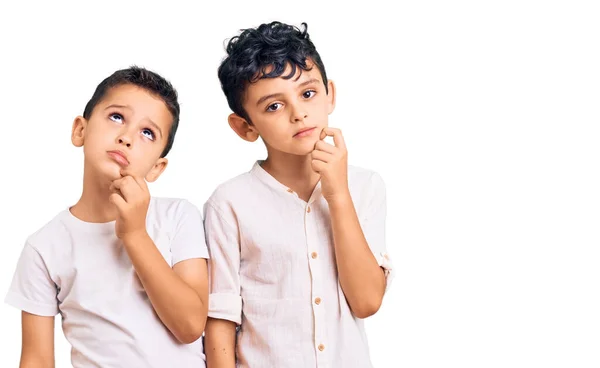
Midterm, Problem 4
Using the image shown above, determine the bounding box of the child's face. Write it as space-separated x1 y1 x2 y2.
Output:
239 62 336 156
72 84 173 182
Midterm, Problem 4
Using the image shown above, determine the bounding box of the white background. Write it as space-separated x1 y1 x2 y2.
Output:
0 0 599 367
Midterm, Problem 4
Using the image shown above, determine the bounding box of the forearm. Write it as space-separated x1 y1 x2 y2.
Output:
20 350 54 368
328 192 386 318
20 312 55 368
205 318 237 368
123 232 206 343
20 356 54 368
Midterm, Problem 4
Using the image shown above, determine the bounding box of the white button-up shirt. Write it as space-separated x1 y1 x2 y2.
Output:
204 161 394 368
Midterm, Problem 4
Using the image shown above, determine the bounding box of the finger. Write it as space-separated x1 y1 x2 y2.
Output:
319 128 327 140
108 185 123 199
112 176 138 201
120 170 149 192
311 159 327 173
110 177 127 191
322 127 346 150
311 149 333 163
109 192 127 209
314 140 336 154
109 177 125 193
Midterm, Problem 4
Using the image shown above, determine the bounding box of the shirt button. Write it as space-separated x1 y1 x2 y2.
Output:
311 252 318 259
307 206 311 213
287 188 293 193
314 297 321 305
318 344 325 351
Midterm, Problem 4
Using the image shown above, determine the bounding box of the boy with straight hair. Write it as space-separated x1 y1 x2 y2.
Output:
6 66 209 367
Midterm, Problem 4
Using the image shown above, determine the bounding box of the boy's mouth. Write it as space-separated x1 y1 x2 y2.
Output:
107 150 130 167
293 127 316 138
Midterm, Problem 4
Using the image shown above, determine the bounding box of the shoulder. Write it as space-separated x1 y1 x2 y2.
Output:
204 170 256 208
25 209 74 252
148 197 203 221
348 165 386 192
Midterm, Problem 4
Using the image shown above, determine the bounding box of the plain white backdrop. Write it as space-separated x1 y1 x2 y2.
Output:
1 0 599 367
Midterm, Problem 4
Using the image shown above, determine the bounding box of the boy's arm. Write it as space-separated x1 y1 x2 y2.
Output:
203 200 243 368
125 242 208 344
20 312 55 368
205 318 237 368
312 128 393 318
327 192 387 318
5 242 60 367
110 174 208 344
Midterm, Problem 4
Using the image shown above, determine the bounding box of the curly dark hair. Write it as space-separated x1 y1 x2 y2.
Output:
83 66 180 157
217 21 329 124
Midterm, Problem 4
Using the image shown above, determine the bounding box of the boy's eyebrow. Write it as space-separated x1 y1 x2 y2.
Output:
105 104 132 111
256 78 322 106
104 104 163 138
298 78 321 87
256 93 283 106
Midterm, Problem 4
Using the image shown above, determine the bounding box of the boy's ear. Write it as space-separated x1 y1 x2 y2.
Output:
71 116 87 147
228 113 259 142
145 158 168 183
326 79 336 115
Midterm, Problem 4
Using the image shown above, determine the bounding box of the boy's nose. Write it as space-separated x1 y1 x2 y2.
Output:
293 114 308 122
118 137 132 147
291 107 308 123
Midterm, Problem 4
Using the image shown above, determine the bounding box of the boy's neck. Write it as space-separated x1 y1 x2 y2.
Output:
70 166 119 223
262 151 320 202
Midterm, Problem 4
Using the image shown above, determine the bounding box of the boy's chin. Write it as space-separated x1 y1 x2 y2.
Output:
276 145 316 157
95 163 126 181
265 139 321 157
290 138 321 156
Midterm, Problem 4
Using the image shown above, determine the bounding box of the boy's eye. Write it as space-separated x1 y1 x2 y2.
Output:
109 113 124 123
303 90 316 99
266 102 283 112
142 128 155 141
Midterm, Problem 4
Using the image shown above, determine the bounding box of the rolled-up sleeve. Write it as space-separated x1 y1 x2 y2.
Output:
5 242 59 316
360 172 395 292
203 200 243 325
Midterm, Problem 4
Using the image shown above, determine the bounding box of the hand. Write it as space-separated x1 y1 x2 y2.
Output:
311 127 350 203
109 170 150 240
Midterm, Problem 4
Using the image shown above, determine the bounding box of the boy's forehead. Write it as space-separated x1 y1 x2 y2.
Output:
100 84 159 106
246 66 323 100
96 84 173 128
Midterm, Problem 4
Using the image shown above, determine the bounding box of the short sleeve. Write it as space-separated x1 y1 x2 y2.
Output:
203 200 242 325
170 200 210 265
360 172 395 292
4 242 59 316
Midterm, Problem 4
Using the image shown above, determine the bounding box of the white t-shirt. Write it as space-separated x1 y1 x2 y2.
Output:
5 197 209 368
205 162 394 368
